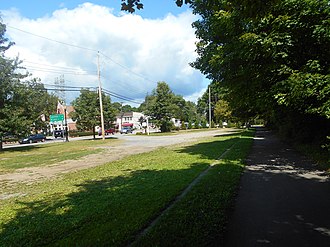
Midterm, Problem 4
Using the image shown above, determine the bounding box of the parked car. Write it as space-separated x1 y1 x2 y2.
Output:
19 134 46 144
98 128 115 136
53 130 64 138
120 127 132 134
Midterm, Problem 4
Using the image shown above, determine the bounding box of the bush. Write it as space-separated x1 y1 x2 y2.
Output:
68 131 94 137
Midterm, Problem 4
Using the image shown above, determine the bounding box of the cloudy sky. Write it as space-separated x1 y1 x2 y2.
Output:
1 0 209 106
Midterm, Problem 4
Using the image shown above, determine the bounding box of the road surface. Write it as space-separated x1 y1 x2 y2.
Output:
225 128 330 247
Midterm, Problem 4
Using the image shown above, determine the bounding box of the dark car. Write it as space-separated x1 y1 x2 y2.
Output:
54 130 64 138
120 127 132 134
19 134 46 144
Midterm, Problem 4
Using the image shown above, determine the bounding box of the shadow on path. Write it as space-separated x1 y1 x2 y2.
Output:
225 128 330 247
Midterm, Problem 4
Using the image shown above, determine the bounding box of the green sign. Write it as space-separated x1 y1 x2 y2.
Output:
50 114 64 123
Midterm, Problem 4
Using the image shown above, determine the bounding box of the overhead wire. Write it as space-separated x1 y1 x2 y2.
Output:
7 25 98 52
43 84 142 104
8 25 155 85
7 25 151 104
23 60 96 74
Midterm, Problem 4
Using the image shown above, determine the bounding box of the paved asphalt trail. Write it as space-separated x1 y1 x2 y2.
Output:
225 128 330 247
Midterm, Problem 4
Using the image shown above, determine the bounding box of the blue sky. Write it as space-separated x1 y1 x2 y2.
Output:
1 0 190 20
1 1 207 106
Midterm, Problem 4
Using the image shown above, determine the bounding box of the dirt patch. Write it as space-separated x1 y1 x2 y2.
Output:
0 129 237 187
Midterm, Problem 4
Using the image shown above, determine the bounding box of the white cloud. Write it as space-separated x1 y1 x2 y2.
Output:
1 3 209 104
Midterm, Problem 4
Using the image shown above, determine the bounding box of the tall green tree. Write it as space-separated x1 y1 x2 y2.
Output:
143 82 175 132
0 21 59 149
191 0 330 144
214 99 232 124
71 89 115 138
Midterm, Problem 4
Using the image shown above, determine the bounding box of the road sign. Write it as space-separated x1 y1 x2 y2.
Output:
50 114 64 123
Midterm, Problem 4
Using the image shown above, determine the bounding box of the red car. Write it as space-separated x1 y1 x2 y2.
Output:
98 128 115 136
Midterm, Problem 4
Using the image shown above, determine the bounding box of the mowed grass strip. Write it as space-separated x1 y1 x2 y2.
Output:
0 132 250 246
0 139 118 174
134 131 254 246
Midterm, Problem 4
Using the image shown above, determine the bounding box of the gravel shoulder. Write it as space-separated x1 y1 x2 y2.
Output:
225 128 330 247
0 129 237 185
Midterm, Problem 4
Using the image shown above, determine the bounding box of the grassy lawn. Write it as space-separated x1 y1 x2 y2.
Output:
134 133 253 246
0 139 119 174
0 131 254 246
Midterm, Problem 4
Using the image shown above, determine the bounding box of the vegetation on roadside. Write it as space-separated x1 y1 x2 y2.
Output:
295 143 330 172
134 132 254 246
0 139 118 174
0 131 253 246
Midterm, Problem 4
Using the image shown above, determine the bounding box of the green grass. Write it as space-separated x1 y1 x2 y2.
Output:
0 131 254 246
134 132 254 246
0 139 119 174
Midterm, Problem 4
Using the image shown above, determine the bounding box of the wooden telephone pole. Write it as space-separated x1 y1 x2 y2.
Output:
98 51 105 140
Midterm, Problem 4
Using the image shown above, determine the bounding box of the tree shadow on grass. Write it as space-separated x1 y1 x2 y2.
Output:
0 163 209 246
177 131 253 160
2 144 46 153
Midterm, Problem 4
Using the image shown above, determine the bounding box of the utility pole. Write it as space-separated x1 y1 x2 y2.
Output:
208 86 211 129
98 51 105 140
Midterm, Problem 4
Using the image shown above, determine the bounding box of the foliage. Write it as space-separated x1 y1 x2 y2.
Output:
142 82 175 132
214 99 232 123
0 21 59 150
112 102 138 115
71 89 115 135
140 82 200 132
120 0 192 13
191 0 330 144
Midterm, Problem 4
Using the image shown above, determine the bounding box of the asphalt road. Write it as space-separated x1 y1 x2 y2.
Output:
225 128 330 247
3 129 237 149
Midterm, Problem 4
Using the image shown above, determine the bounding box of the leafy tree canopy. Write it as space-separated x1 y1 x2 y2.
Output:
121 0 192 13
0 21 59 148
191 0 330 143
71 89 115 135
140 81 199 132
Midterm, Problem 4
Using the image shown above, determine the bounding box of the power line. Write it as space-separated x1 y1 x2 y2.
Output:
43 83 97 90
7 25 150 105
102 90 143 105
7 25 98 52
102 88 136 101
8 25 156 84
24 66 90 75
100 75 149 96
23 60 95 73
43 84 143 104
100 52 154 83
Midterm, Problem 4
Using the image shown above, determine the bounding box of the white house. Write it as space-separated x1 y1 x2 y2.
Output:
116 112 145 130
171 118 182 128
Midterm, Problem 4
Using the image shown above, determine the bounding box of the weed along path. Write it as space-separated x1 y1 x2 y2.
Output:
0 129 237 186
